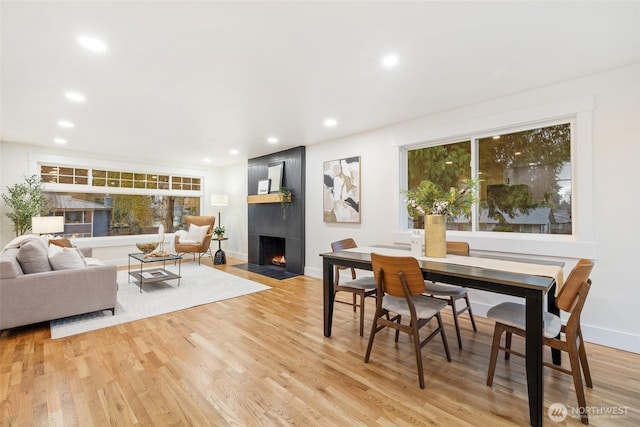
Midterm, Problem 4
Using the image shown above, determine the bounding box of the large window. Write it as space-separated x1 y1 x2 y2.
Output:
40 164 203 238
405 122 572 235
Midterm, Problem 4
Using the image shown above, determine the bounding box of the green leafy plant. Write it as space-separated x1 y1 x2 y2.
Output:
401 179 478 218
279 186 292 220
1 174 50 236
213 225 226 236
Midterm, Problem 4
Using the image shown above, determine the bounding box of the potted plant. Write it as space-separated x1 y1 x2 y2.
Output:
1 174 50 236
401 179 477 257
279 186 292 220
213 225 226 239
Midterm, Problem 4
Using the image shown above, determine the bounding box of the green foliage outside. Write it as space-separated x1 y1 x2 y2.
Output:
1 175 50 236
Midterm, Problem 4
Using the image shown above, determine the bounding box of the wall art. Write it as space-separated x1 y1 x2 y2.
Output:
323 156 360 223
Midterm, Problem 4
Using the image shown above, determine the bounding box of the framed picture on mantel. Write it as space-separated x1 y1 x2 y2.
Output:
258 179 270 195
323 156 361 223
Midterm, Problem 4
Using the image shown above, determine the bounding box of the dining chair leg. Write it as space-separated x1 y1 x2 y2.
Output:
411 322 425 389
450 297 463 349
358 291 366 337
486 323 505 386
352 293 357 312
364 313 380 363
394 315 401 343
567 338 589 424
504 331 512 360
436 313 452 362
577 327 593 388
464 294 477 331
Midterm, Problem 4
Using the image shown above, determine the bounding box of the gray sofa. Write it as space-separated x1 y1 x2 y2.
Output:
0 242 118 332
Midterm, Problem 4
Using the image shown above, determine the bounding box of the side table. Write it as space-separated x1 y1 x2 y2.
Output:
214 237 228 265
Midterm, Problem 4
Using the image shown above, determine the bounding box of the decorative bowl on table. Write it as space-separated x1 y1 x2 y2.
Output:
136 242 158 255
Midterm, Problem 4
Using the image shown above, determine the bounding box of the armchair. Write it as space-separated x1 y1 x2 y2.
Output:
174 215 216 265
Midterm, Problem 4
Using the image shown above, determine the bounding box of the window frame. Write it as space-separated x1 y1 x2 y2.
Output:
28 153 206 242
396 96 596 259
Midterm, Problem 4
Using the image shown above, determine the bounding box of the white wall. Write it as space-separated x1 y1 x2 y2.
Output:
304 64 640 353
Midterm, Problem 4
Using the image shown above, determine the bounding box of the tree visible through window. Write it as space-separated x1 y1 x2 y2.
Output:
44 192 200 237
406 122 572 235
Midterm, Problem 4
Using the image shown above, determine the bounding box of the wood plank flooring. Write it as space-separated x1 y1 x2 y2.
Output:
1 258 639 426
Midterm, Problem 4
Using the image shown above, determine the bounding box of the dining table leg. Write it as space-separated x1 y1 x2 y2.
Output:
525 289 544 427
323 257 334 337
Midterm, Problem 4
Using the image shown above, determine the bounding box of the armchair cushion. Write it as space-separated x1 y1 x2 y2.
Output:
186 223 209 244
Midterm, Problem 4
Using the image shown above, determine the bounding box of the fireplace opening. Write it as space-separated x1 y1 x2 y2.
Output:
259 236 286 269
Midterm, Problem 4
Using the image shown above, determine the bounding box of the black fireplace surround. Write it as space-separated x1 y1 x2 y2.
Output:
247 146 305 275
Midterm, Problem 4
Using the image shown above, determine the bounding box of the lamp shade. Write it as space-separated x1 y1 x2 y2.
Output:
31 216 65 234
211 194 229 207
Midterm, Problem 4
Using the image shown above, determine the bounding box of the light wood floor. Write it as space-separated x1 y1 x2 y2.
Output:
1 258 638 426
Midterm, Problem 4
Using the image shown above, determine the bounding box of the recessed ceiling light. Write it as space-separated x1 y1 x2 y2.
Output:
229 149 239 155
57 120 74 128
53 138 67 144
267 137 278 144
382 54 399 68
202 158 211 163
65 92 85 102
77 36 107 53
324 118 337 127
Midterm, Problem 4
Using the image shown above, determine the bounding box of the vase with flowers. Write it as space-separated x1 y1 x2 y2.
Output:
402 179 478 257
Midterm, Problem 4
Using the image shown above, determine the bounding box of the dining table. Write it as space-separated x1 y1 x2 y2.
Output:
320 245 564 427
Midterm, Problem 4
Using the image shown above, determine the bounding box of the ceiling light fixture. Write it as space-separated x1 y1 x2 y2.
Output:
267 137 278 144
57 120 74 128
64 92 85 102
382 54 399 68
324 118 337 127
77 36 107 52
53 138 67 144
229 149 239 155
202 158 211 163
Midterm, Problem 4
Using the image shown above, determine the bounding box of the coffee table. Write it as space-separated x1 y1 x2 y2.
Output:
128 253 182 293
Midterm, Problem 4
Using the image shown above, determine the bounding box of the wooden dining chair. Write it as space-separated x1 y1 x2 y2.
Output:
330 238 377 336
423 241 477 349
486 259 595 425
365 253 451 389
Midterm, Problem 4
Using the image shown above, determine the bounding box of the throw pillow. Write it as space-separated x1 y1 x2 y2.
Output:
186 223 209 244
48 244 87 270
49 237 73 248
16 241 53 274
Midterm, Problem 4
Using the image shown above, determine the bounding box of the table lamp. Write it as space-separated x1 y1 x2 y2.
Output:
211 194 229 229
31 216 65 238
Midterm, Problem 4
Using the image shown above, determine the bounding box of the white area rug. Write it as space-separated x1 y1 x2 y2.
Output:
50 262 271 339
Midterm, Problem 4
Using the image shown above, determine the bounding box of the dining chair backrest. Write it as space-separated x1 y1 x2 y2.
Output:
371 253 425 298
555 259 594 313
446 241 469 256
331 238 357 252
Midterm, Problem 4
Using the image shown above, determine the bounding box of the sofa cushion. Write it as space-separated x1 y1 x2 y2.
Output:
16 241 53 274
0 248 24 279
48 244 87 270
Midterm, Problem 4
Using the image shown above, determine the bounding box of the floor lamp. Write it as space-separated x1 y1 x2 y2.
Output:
211 194 229 264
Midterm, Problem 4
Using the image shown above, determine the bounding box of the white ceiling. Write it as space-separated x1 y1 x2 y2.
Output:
1 1 639 167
